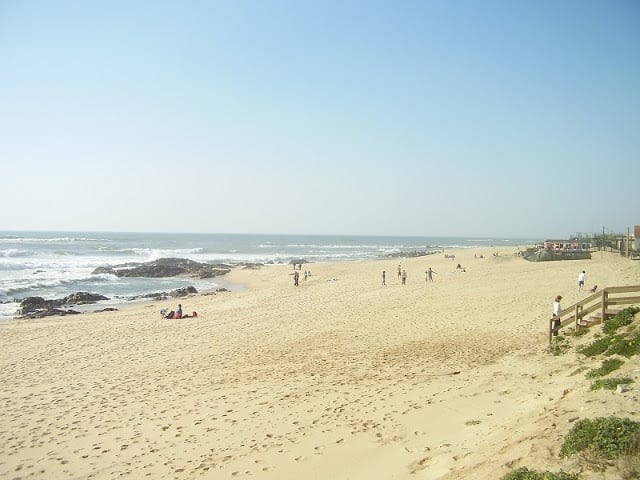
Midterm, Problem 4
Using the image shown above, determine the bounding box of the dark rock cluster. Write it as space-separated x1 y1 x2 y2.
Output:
169 286 198 297
17 292 109 319
93 257 232 278
16 258 245 319
385 250 441 259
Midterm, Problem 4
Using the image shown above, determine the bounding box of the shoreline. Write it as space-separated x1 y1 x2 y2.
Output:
0 243 595 322
0 268 246 321
1 247 638 479
0 248 449 321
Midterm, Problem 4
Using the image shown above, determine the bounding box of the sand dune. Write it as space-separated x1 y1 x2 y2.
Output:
1 247 639 479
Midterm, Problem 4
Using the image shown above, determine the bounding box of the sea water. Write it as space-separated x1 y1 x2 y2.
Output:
0 231 535 319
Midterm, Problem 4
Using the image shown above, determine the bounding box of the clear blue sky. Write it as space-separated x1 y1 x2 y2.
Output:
1 0 638 238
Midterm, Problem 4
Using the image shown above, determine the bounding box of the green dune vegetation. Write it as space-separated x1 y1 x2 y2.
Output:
502 307 640 480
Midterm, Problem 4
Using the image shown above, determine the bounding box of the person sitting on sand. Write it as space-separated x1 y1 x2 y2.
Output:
589 285 598 293
162 304 197 319
162 305 182 319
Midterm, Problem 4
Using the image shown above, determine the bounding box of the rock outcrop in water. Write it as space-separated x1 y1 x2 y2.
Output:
385 250 441 259
16 258 247 319
92 258 232 278
17 292 109 319
169 286 198 297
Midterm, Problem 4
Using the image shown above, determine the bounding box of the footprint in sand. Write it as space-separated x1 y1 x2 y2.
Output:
409 456 430 473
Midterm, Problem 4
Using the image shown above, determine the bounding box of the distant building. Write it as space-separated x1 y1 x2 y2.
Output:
635 225 640 251
543 240 580 250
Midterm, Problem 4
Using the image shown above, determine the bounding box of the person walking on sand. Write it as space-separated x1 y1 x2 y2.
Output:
552 295 562 336
397 264 402 280
578 270 586 292
401 269 407 285
426 267 435 282
293 270 299 286
382 270 386 286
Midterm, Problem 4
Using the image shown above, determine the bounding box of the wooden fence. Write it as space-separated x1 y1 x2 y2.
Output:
549 285 640 343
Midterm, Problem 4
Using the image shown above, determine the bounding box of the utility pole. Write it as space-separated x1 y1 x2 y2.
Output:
628 227 631 258
602 225 605 258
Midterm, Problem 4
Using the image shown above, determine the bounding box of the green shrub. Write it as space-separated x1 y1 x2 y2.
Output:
573 327 589 337
560 417 640 459
603 307 639 335
604 332 640 358
585 358 624 378
578 308 640 358
500 467 578 480
590 377 634 391
578 336 612 357
549 336 571 356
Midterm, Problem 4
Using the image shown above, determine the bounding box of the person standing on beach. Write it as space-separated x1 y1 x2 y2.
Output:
401 269 407 285
578 270 586 292
427 267 435 282
382 270 386 286
552 295 562 336
397 264 402 280
293 271 299 286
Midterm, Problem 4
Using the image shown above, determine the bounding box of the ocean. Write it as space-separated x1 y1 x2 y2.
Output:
0 231 536 319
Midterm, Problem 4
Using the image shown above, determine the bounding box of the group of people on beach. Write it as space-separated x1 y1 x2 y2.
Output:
292 269 312 286
381 264 437 286
161 304 197 319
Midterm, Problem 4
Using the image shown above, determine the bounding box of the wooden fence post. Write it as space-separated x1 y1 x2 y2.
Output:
601 289 607 322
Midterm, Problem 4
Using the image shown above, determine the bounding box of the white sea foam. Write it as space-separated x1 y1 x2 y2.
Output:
0 249 31 257
0 302 19 319
0 236 111 243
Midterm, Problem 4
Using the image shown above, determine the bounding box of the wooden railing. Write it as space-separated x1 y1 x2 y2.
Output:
549 285 640 343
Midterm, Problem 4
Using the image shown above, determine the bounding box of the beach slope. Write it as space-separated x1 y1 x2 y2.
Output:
1 248 639 479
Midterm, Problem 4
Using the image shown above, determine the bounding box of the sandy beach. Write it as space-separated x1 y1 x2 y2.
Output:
1 247 639 479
